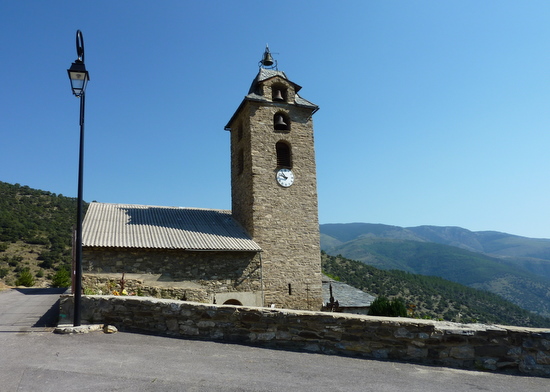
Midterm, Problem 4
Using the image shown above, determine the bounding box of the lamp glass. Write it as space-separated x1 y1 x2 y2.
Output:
68 62 89 97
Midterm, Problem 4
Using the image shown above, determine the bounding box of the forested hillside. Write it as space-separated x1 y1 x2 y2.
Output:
321 252 550 328
0 181 84 288
320 223 550 318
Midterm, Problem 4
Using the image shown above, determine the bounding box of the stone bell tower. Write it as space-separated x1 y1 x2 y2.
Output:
225 47 322 310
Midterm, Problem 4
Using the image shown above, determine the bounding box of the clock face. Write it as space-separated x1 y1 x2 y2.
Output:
276 168 294 187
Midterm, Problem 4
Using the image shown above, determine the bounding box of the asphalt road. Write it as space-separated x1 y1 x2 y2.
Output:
0 288 65 331
0 288 548 391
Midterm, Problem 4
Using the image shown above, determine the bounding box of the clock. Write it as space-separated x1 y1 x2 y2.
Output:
276 168 294 187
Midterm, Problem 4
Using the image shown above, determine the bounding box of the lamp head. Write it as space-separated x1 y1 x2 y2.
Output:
67 59 89 97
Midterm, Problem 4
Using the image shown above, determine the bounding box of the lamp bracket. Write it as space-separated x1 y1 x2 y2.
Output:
76 30 85 62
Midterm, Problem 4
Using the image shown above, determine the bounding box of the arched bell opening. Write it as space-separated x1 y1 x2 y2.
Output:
273 112 290 132
272 83 287 102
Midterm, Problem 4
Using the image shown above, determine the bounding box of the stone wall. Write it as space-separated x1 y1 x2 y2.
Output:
81 274 263 306
82 274 211 303
60 295 550 378
82 248 262 305
84 248 260 283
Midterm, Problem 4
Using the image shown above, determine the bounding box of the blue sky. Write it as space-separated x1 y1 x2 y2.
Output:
1 1 550 238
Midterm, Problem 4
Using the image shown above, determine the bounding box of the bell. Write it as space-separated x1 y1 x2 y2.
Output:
273 89 284 101
261 51 274 67
274 114 288 130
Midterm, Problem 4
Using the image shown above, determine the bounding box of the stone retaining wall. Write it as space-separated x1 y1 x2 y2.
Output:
59 295 550 378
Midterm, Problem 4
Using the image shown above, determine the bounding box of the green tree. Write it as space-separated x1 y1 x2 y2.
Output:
15 269 35 287
368 296 407 317
51 267 71 288
369 296 390 316
389 298 408 317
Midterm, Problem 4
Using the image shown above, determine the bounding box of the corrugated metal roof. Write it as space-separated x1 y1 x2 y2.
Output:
82 202 261 252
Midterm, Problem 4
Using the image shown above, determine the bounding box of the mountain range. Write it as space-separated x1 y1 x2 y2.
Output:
320 223 550 317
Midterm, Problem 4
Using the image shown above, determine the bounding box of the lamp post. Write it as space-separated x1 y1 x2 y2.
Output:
67 30 89 327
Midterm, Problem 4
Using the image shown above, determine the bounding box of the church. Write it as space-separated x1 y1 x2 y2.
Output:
81 48 323 310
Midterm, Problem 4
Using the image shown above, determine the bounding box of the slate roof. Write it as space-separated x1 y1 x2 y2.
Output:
322 278 376 308
82 202 261 252
247 69 296 93
225 68 318 130
246 68 318 109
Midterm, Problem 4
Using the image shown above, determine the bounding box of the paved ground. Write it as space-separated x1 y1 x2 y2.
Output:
0 288 66 331
1 288 549 391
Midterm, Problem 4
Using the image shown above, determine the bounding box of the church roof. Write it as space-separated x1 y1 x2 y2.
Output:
246 68 318 109
247 68 300 94
322 278 376 308
225 68 318 130
82 202 261 252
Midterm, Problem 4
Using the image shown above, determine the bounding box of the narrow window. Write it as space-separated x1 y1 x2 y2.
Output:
237 125 243 141
276 141 291 168
238 149 244 175
288 283 292 295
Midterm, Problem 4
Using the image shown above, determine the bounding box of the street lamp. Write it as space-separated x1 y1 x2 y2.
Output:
67 30 89 327
67 31 89 97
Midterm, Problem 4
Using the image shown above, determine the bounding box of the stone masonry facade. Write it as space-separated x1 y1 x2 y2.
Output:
83 248 262 304
228 74 323 310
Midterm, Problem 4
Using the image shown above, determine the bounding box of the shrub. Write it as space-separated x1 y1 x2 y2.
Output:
38 251 58 267
8 258 20 267
369 296 390 316
83 287 96 295
38 259 52 269
368 296 407 317
51 267 71 288
15 270 35 287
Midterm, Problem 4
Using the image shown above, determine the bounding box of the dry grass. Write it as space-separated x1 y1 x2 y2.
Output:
0 241 54 288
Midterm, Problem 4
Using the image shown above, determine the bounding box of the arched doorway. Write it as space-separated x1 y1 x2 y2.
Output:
223 299 243 306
